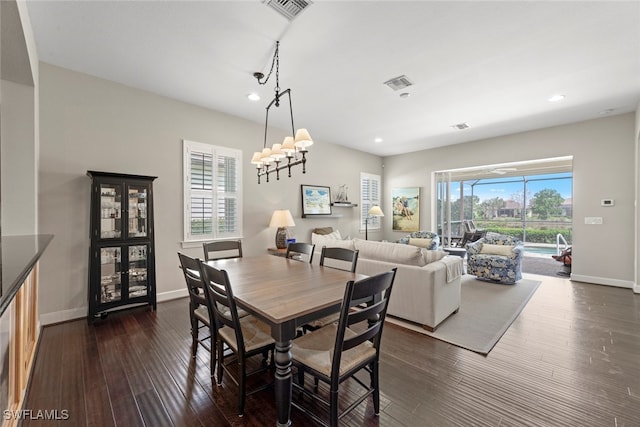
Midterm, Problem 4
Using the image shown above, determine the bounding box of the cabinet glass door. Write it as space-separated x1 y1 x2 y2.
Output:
100 184 122 239
100 247 122 303
128 185 148 238
128 245 148 298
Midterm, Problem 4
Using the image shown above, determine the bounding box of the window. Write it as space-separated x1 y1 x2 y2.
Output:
360 172 381 230
183 140 242 242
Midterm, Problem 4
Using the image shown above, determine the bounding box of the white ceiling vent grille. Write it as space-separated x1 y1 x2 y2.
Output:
264 0 313 21
383 75 413 91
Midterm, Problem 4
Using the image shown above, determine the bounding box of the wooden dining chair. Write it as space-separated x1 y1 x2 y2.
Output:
198 260 275 417
285 242 315 263
303 247 360 332
203 240 243 261
178 252 216 376
291 268 397 427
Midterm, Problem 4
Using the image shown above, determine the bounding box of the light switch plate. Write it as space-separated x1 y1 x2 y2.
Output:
585 217 603 225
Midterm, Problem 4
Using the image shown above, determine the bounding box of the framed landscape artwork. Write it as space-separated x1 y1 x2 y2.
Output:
392 187 420 232
301 185 332 216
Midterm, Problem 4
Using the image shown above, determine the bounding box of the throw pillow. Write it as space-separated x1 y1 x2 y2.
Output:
480 243 514 257
311 232 354 250
408 237 433 249
312 227 334 236
327 229 342 240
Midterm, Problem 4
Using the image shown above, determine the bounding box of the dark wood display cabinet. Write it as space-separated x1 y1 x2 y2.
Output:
87 171 157 322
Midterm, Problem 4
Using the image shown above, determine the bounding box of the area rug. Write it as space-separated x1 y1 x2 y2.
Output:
386 275 541 355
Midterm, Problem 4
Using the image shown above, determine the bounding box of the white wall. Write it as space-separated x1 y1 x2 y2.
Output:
37 63 381 324
382 113 636 289
1 80 36 234
1 0 39 235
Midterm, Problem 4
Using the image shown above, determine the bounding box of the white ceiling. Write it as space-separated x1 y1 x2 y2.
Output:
25 0 640 157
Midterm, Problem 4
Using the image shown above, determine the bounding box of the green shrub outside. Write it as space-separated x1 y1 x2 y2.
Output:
481 227 572 244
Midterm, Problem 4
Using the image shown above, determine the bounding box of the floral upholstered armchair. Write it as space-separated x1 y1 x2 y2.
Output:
396 231 439 250
466 233 523 284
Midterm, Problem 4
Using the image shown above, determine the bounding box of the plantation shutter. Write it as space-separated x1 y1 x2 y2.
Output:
184 140 242 242
215 149 240 236
360 173 381 229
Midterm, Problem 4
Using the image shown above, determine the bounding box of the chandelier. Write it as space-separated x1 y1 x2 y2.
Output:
250 41 313 184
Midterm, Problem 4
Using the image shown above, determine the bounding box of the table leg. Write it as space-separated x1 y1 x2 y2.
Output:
274 339 293 427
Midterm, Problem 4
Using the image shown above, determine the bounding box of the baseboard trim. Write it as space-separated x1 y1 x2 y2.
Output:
633 283 640 294
39 289 189 326
570 274 634 289
39 307 86 326
157 288 188 302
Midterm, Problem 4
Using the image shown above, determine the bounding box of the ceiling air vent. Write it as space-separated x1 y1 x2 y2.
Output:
264 0 313 21
383 75 413 91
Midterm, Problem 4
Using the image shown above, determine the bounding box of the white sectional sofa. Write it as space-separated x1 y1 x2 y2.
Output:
311 233 463 331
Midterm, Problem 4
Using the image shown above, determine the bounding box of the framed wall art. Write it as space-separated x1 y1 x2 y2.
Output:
301 185 332 216
392 187 420 231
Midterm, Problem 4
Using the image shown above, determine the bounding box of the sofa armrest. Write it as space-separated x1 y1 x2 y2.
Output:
356 257 461 329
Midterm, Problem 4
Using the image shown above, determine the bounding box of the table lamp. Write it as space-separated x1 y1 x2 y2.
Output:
365 205 384 240
270 209 296 249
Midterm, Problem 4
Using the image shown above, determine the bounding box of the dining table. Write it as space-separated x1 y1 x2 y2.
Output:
206 254 367 427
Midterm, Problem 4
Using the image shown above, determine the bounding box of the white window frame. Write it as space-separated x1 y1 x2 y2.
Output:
183 139 242 244
360 172 381 231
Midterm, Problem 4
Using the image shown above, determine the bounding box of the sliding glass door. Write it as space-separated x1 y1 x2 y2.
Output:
435 158 573 249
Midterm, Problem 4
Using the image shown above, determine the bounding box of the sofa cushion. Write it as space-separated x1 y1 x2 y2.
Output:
423 249 446 264
480 243 514 257
408 237 433 248
353 239 426 267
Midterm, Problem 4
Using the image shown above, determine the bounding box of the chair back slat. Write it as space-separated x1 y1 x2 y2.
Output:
285 242 315 263
203 240 243 261
198 262 242 340
342 323 381 352
320 247 359 272
347 299 385 325
331 268 397 379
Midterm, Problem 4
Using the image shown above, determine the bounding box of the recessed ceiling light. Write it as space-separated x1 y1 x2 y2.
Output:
374 138 383 143
247 93 260 101
548 94 565 102
600 108 615 115
399 92 410 99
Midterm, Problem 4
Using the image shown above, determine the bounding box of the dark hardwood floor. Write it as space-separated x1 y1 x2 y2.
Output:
22 274 640 426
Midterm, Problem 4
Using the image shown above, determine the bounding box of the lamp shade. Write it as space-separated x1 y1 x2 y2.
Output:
269 209 296 228
294 128 314 150
368 206 385 217
281 136 296 155
270 143 286 160
251 151 263 165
